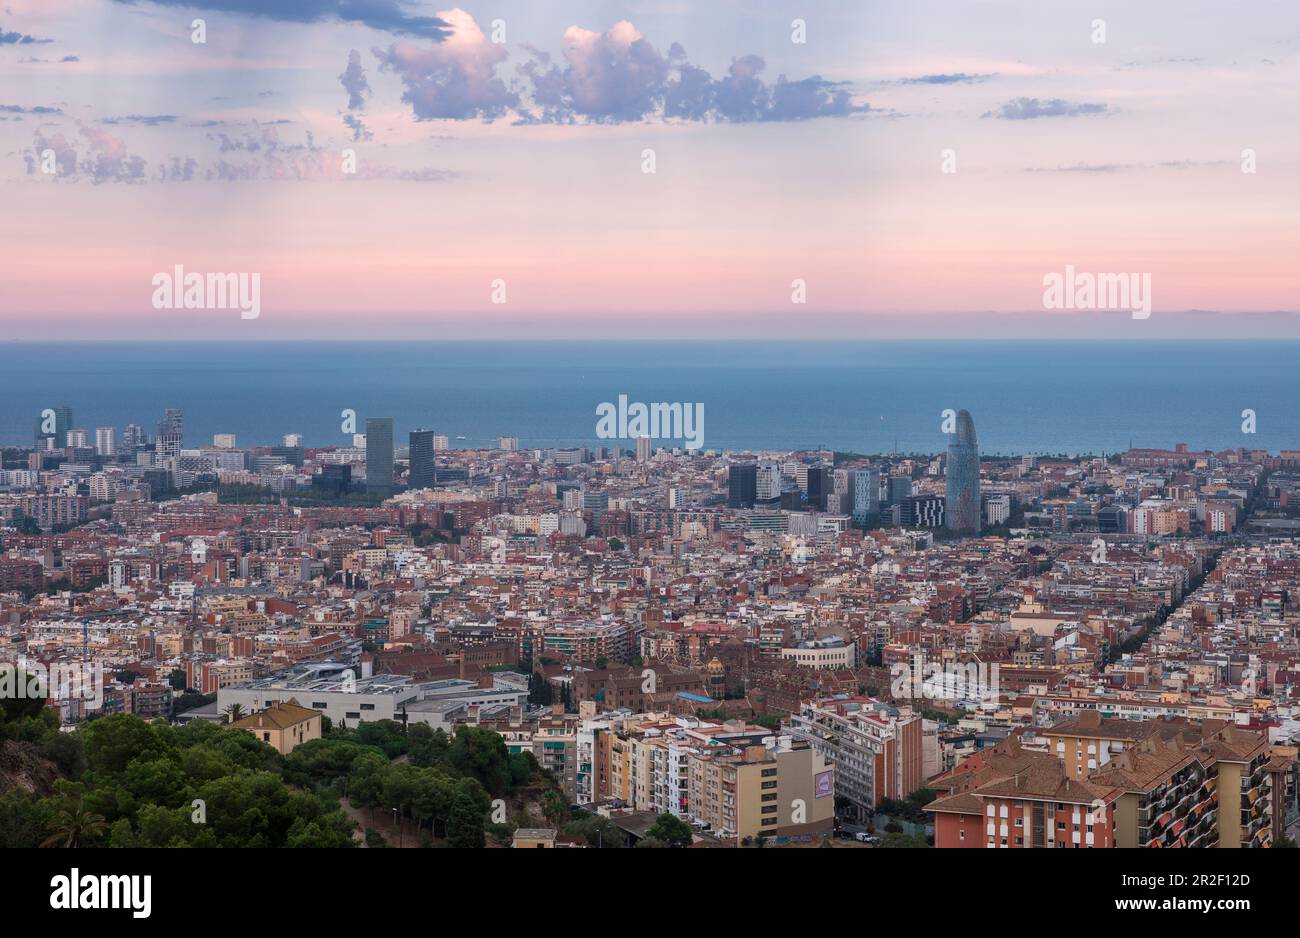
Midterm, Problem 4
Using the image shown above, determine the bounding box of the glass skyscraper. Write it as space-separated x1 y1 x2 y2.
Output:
945 409 980 532
408 428 435 490
366 417 395 496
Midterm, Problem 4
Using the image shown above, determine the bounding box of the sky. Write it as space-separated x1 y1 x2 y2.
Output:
2 0 1299 339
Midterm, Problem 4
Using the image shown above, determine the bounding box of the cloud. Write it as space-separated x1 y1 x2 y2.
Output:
0 25 53 44
102 114 178 125
23 125 147 182
373 8 516 121
546 21 670 122
24 129 76 175
897 73 994 85
156 155 198 181
340 49 370 110
109 0 452 40
339 49 372 140
523 27 867 124
24 119 449 184
78 126 148 183
1023 159 1226 173
1 104 63 114
343 112 372 142
983 97 1107 119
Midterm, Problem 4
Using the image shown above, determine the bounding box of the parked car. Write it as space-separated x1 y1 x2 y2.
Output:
853 832 880 844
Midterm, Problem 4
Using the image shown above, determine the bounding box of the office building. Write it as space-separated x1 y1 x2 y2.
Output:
157 408 184 458
945 409 980 532
727 464 758 509
851 468 880 524
409 428 436 490
94 427 116 457
33 405 73 449
365 417 395 496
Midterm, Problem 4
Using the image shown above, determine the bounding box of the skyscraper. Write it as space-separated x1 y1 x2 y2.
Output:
806 466 832 512
851 468 880 524
122 424 146 451
945 409 980 533
95 427 116 457
409 428 435 490
33 405 73 449
727 464 758 508
756 463 782 504
635 436 652 462
157 408 184 459
366 417 394 496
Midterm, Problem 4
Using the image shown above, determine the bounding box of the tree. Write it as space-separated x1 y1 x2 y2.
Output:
446 792 485 848
645 813 693 848
445 726 514 796
542 790 567 826
223 703 246 724
41 798 108 848
0 668 49 724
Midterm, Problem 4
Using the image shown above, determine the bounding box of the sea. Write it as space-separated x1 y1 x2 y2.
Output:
1 340 1296 457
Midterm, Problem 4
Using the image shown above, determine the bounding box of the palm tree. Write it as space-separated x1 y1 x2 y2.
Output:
42 801 108 848
223 703 246 724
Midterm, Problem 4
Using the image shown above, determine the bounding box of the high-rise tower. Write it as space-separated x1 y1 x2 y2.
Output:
157 408 184 458
408 428 435 490
945 409 980 533
366 417 395 496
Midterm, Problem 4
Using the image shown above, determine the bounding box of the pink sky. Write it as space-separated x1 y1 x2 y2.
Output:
3 1 1299 338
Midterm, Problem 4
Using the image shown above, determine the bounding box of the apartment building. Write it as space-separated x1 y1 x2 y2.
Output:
926 736 1118 848
1043 711 1156 779
686 735 834 843
929 717 1276 848
785 696 925 819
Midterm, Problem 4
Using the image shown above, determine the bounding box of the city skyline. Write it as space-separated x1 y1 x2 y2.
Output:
4 0 1300 890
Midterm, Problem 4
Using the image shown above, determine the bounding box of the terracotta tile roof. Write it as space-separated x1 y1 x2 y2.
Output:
228 698 319 732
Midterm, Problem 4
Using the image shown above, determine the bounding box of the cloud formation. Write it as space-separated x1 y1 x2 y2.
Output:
24 121 450 184
521 25 865 123
983 97 1107 119
0 25 53 44
103 114 178 126
339 49 372 141
340 49 370 110
898 73 994 85
374 9 516 120
109 0 452 40
1 104 63 115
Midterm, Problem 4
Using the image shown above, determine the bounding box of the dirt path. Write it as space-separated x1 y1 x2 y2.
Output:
341 796 420 848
